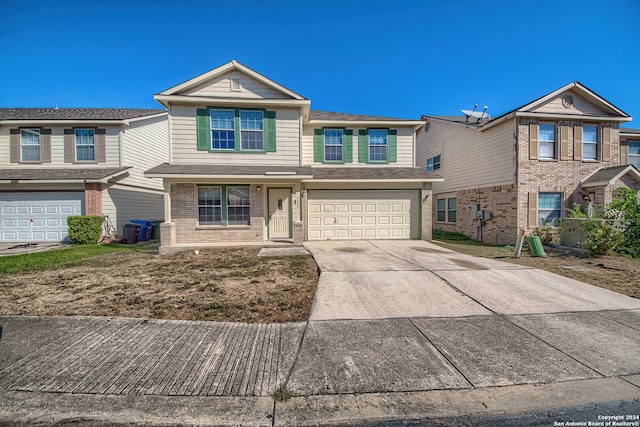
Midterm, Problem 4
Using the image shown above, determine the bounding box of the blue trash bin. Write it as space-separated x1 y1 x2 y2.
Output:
129 219 154 242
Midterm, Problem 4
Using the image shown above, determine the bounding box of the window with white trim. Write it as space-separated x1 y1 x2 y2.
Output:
197 185 251 226
583 125 599 160
324 129 343 162
75 129 95 161
538 192 562 226
20 128 40 162
369 129 387 162
427 155 441 171
240 111 263 151
539 123 556 159
198 186 222 225
437 197 456 223
211 110 235 150
628 141 640 169
227 186 251 225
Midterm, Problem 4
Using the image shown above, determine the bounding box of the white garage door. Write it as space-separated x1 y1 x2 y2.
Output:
307 190 419 240
0 192 84 242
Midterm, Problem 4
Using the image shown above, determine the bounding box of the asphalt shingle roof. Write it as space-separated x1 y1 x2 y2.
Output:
620 127 640 135
0 108 166 121
582 165 640 186
311 167 439 180
145 164 313 176
310 110 417 122
0 167 131 181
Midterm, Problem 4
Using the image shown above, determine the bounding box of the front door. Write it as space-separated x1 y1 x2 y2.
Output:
268 188 291 239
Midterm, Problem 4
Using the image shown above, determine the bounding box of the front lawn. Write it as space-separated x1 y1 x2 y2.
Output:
0 247 319 323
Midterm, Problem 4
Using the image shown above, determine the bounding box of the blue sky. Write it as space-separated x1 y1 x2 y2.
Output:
1 0 638 127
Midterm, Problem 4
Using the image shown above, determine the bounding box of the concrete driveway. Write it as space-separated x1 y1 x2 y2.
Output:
305 239 640 320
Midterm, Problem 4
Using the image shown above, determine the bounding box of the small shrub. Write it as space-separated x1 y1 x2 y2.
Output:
532 220 560 246
67 215 103 244
582 219 622 256
567 203 588 218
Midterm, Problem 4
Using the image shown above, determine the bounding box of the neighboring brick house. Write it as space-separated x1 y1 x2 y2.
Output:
0 108 168 242
145 60 441 252
417 81 639 245
620 127 640 169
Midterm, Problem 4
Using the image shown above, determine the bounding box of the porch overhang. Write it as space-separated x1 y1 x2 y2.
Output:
145 164 313 181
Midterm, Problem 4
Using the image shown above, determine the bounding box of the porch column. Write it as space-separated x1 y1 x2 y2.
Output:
421 184 433 241
163 182 172 222
160 182 176 249
84 182 103 216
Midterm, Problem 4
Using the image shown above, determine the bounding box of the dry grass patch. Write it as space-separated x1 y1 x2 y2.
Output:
0 248 318 323
434 240 640 299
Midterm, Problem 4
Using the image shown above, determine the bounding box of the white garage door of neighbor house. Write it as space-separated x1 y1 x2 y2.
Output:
0 192 84 242
307 190 419 240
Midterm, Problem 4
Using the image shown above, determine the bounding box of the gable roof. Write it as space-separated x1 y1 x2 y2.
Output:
581 164 640 187
0 108 165 121
158 60 307 100
469 81 632 131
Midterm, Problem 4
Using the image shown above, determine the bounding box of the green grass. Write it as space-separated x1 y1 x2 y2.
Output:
432 229 475 241
0 244 138 274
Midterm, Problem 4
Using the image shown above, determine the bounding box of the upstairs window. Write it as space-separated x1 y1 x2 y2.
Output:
324 129 343 162
629 141 640 169
75 129 95 161
427 155 441 171
211 110 235 150
368 129 387 162
539 123 556 159
582 125 599 160
240 111 263 151
20 129 40 162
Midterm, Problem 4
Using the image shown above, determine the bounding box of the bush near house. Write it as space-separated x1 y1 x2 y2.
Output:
67 215 103 244
567 188 640 257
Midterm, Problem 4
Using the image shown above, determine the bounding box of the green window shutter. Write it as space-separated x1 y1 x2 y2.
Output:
264 110 276 152
388 129 397 163
344 129 353 163
196 108 211 151
358 129 368 163
234 110 241 150
313 129 324 162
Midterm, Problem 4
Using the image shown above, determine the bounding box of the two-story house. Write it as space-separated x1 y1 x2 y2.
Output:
145 60 441 253
417 81 640 245
0 108 168 242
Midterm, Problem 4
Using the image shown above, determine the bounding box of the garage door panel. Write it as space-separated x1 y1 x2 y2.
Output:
308 190 419 241
0 192 84 242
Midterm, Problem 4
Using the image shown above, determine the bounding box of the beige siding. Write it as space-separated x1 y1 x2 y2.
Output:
103 184 164 236
301 125 415 167
416 119 516 193
180 71 287 99
170 104 301 166
532 90 609 116
0 125 119 167
120 115 168 190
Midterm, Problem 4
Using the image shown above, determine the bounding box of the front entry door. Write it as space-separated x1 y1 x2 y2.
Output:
268 188 291 239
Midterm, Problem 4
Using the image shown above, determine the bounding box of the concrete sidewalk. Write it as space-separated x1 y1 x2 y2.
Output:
1 240 639 425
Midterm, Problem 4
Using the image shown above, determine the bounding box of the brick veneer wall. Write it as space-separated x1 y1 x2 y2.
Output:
171 183 265 243
84 183 103 215
516 119 621 233
433 184 518 245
